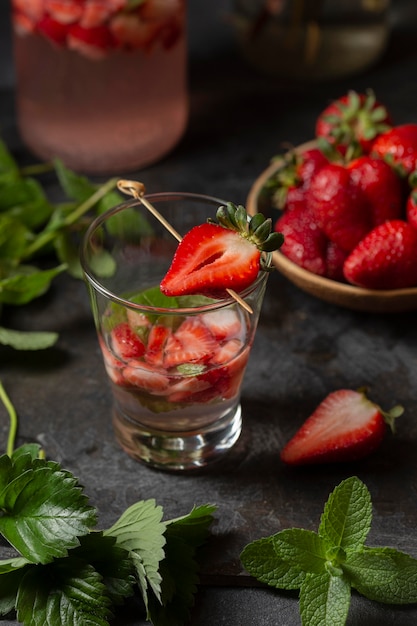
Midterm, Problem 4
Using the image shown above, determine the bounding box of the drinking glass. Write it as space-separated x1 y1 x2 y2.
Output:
81 192 271 471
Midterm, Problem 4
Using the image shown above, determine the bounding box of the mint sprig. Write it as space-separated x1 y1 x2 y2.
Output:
0 138 154 351
0 383 216 626
241 476 417 625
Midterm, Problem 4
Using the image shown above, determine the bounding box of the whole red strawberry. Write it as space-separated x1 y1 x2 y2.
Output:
343 219 417 289
274 205 328 276
406 189 417 231
315 90 392 154
160 203 283 297
347 156 404 226
280 388 402 465
268 147 329 211
306 163 372 252
371 123 417 176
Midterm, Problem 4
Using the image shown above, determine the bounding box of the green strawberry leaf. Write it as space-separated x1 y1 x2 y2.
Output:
70 532 135 606
16 558 113 626
147 504 217 626
344 546 417 604
0 326 58 350
319 476 372 551
0 567 28 617
240 536 305 589
104 499 167 611
300 571 351 626
0 465 97 563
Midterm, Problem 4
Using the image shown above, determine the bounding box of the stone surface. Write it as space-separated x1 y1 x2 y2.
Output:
2 2 417 624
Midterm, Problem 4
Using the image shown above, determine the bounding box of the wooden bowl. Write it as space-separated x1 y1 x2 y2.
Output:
247 146 417 313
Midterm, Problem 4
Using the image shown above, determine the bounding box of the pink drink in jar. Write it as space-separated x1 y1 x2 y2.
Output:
11 0 188 174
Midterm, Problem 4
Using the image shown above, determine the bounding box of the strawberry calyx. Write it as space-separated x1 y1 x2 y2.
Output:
319 89 392 155
357 386 403 434
210 202 284 268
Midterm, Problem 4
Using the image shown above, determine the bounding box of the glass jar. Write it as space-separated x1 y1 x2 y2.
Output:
11 0 188 174
232 0 391 81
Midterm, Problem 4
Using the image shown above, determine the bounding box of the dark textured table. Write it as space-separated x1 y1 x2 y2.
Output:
2 2 417 625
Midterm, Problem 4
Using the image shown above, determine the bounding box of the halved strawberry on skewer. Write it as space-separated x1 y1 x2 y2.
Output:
160 203 283 297
280 388 403 465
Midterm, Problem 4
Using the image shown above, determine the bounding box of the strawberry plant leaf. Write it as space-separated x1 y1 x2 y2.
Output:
147 505 217 626
104 499 166 610
319 476 372 551
0 326 58 350
300 571 351 626
0 465 97 564
71 532 136 607
16 558 113 626
240 536 305 589
344 546 417 604
0 567 28 616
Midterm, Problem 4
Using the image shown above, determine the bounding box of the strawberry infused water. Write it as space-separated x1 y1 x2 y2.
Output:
11 0 188 174
81 191 282 470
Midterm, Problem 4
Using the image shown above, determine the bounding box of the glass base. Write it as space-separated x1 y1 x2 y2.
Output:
112 405 242 471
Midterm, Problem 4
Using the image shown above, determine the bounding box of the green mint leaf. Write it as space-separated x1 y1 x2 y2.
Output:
344 546 417 604
104 499 166 611
0 138 19 177
53 231 84 279
16 558 113 626
53 158 97 202
71 532 135 607
0 263 67 305
0 177 53 230
130 286 179 309
0 326 58 350
241 536 305 589
0 465 97 563
0 215 29 261
319 476 372 552
147 505 216 626
300 571 351 626
101 205 154 240
273 528 329 575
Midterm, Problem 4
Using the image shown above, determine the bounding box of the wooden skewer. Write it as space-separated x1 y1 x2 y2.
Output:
117 180 253 314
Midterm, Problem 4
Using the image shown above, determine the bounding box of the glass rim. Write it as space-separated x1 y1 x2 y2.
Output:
80 191 272 314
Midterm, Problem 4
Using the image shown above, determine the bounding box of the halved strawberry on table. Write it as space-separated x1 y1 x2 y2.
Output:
280 388 403 465
160 203 283 298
